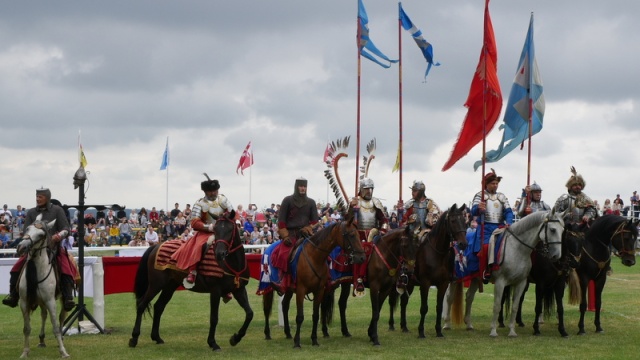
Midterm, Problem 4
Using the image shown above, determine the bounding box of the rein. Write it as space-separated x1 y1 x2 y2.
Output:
580 220 633 276
372 233 414 278
506 214 562 253
215 218 249 286
23 222 56 285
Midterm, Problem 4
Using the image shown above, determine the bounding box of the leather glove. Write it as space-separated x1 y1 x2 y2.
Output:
283 237 292 246
301 225 314 237
278 227 289 241
52 233 62 242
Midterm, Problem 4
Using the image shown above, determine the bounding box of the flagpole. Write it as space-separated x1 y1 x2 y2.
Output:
166 137 169 213
397 2 404 203
355 0 362 196
479 0 490 248
526 13 534 190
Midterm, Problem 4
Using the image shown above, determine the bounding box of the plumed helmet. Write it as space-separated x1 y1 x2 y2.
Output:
410 180 425 191
565 166 586 189
483 168 502 187
36 187 51 201
201 173 220 192
530 182 542 192
360 178 374 191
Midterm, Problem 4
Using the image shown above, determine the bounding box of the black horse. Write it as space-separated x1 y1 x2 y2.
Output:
576 215 637 334
129 210 253 351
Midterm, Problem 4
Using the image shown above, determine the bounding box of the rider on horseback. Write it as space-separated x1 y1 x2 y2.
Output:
349 177 388 296
553 166 597 225
397 180 441 241
271 177 319 289
171 175 233 284
3 188 78 311
471 170 514 283
517 181 551 217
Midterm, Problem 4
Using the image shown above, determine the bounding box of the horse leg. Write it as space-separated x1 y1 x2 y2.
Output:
498 285 509 328
229 287 254 347
490 281 505 337
434 282 449 338
399 286 412 332
262 291 274 340
577 277 589 335
594 278 606 333
293 291 304 349
388 291 397 331
417 282 430 338
338 283 351 337
368 288 388 346
39 305 47 348
464 279 479 330
442 282 453 330
507 281 527 337
208 293 222 351
45 299 69 358
533 282 543 336
555 280 569 337
282 292 293 339
21 301 31 359
516 282 528 327
311 289 323 346
150 287 178 344
129 284 163 347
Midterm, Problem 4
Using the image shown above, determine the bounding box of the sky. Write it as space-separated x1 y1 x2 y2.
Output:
1 0 639 214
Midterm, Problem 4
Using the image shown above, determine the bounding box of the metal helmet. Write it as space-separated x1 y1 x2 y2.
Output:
36 187 51 201
359 178 374 192
410 180 425 191
530 182 542 192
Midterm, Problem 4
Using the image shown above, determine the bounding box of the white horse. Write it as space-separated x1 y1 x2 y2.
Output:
443 210 564 337
17 214 69 358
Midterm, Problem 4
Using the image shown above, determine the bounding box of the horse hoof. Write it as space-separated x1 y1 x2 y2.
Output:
498 324 505 328
402 328 409 333
489 331 498 337
229 335 239 346
508 333 518 338
560 333 569 338
38 343 46 348
128 338 138 348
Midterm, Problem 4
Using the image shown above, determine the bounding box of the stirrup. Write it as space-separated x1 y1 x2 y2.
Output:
183 271 197 289
2 294 18 308
353 279 366 298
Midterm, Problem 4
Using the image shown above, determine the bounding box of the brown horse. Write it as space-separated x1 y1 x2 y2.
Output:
261 216 365 348
321 225 415 346
390 204 468 338
128 210 253 351
576 215 637 335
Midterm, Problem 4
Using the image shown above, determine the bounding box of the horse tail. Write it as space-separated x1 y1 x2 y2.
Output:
567 269 581 305
503 286 513 317
542 285 555 319
133 245 154 315
451 282 463 325
26 259 38 310
321 287 335 326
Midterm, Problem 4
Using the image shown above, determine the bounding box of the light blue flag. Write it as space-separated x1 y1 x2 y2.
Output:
160 137 169 170
399 2 440 79
474 13 544 171
358 0 398 68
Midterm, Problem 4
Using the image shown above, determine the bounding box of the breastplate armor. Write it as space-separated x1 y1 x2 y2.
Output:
192 194 231 225
484 193 505 223
357 199 378 230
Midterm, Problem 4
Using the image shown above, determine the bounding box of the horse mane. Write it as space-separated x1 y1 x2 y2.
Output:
309 222 340 246
586 214 638 245
430 209 450 238
509 210 549 235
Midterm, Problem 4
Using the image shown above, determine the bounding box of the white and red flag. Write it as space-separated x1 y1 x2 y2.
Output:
236 141 254 175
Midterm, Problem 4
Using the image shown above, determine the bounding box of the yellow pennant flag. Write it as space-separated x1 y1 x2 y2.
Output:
79 144 88 168
392 144 400 173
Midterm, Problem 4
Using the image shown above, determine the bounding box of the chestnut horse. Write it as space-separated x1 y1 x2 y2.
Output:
129 210 253 351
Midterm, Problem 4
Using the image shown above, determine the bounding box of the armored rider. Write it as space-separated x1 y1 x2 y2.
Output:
553 166 597 225
271 177 319 289
471 170 514 283
397 180 441 241
171 175 232 284
3 188 78 311
349 177 388 296
517 181 551 218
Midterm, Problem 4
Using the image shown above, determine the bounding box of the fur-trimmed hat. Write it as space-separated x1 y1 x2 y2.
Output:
565 166 585 189
483 168 502 186
201 173 220 192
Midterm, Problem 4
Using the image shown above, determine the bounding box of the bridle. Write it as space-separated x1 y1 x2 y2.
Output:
507 212 563 257
303 222 364 281
609 221 637 258
20 221 55 284
213 216 247 285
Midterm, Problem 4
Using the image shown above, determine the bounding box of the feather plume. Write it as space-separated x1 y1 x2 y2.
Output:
323 136 351 213
360 138 376 180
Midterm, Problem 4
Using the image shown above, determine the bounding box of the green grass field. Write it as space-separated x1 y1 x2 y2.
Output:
1 260 638 359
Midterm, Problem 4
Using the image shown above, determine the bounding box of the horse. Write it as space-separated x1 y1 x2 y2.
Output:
260 217 365 348
391 204 469 339
17 214 70 358
128 210 253 351
320 224 416 346
443 209 565 337
576 215 637 335
495 223 584 337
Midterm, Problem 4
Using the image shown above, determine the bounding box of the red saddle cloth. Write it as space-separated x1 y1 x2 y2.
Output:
154 239 224 278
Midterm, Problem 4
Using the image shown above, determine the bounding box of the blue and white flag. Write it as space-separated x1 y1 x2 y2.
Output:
474 13 544 171
358 0 397 68
160 137 169 170
399 2 440 79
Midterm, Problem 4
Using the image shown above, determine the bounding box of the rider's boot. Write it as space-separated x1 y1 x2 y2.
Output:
2 272 19 308
61 274 76 311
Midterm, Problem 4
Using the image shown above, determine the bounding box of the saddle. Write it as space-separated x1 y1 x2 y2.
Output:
155 240 224 278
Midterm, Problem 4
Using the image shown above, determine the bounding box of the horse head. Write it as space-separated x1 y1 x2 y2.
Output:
18 214 55 256
538 209 565 261
397 225 417 280
611 218 638 267
213 210 239 261
446 203 468 251
341 215 365 265
563 223 584 269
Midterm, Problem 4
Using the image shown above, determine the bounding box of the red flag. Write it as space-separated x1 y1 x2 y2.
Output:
236 141 254 175
442 0 502 171
323 143 331 162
